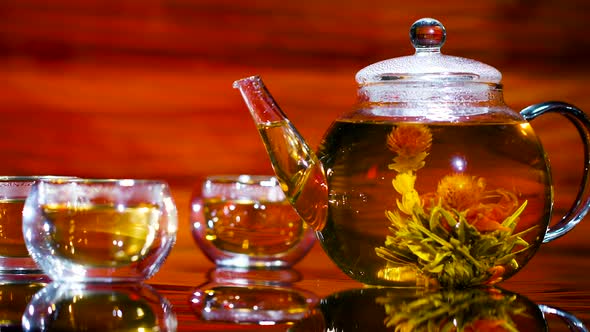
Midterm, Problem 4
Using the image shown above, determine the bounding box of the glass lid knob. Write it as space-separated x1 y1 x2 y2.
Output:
410 18 446 52
355 17 501 84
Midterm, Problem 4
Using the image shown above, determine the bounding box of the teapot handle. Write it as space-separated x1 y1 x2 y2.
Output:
538 304 589 332
520 101 590 243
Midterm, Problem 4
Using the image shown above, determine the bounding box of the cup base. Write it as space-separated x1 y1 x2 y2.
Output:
207 267 302 285
0 257 47 283
0 272 49 283
0 256 43 277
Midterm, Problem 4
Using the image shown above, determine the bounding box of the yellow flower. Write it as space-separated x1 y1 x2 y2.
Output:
387 124 432 157
392 172 416 194
436 174 485 211
389 152 429 173
397 189 421 215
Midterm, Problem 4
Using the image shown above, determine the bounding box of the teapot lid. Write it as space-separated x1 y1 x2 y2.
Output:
355 18 502 84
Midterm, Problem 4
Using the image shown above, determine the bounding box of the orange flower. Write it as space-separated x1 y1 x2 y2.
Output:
387 124 432 157
466 205 511 232
465 190 518 232
484 266 506 285
423 174 521 233
436 174 485 211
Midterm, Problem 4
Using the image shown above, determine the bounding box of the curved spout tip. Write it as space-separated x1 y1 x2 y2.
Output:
232 75 287 125
232 75 262 90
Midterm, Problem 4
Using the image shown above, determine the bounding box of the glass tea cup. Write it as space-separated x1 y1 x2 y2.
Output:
22 178 178 282
191 175 316 268
0 176 76 275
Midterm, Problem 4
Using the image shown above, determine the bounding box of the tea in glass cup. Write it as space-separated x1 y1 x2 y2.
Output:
0 176 75 275
191 175 316 268
22 179 178 282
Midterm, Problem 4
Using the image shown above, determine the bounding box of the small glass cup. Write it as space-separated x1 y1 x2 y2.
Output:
191 175 316 268
0 176 75 275
22 178 178 282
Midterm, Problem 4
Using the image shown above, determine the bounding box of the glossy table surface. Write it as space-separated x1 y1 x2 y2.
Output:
11 236 588 331
146 180 590 331
6 189 590 331
149 240 590 331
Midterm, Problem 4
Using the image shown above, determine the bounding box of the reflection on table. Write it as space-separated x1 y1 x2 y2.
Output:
0 281 46 330
0 267 587 331
20 282 176 332
189 267 318 329
292 287 589 332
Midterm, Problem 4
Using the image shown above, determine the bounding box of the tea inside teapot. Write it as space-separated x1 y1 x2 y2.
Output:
317 119 549 287
234 18 590 288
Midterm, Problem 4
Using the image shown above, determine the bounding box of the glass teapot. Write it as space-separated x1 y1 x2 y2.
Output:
233 18 590 288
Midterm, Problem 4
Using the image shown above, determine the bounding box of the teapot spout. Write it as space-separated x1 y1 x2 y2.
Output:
233 76 328 231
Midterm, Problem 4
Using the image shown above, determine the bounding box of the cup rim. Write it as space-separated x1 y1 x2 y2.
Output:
0 175 78 182
205 175 278 186
36 178 169 186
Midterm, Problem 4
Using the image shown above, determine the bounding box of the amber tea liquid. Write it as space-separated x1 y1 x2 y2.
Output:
259 119 551 285
201 198 308 256
0 199 29 258
40 203 161 267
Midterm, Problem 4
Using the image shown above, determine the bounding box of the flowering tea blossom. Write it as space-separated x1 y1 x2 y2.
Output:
377 123 531 287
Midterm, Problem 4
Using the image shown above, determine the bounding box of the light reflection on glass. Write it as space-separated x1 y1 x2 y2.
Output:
450 154 468 172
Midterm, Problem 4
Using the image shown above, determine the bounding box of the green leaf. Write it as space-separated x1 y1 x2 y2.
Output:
457 219 466 244
413 223 454 250
439 208 458 230
386 210 406 231
375 246 415 264
424 251 451 274
428 206 442 231
425 264 444 274
510 225 538 243
408 243 434 262
501 200 528 229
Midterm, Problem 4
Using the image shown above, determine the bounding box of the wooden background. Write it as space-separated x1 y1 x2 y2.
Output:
1 0 589 255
